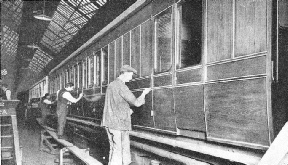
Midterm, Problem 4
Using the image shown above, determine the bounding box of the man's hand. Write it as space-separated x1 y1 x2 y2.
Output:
79 93 84 98
143 88 151 95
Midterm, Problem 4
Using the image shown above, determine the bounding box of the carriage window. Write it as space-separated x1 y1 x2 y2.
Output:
83 60 87 88
109 41 115 82
95 51 101 86
155 8 173 73
89 55 94 87
102 46 108 85
177 0 202 69
131 26 141 75
116 37 122 76
79 62 83 88
70 67 74 85
123 32 130 65
74 65 78 89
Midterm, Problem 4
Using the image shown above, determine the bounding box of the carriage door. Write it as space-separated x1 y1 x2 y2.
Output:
173 0 206 139
271 0 288 136
152 7 177 132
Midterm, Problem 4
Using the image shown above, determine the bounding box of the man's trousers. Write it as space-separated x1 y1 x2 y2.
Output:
57 105 68 136
106 128 131 165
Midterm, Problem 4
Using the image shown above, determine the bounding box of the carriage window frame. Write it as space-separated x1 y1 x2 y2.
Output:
131 25 141 76
108 41 116 83
175 0 203 69
94 50 101 87
154 7 173 74
88 54 94 88
70 66 74 85
102 46 109 85
73 65 77 89
83 59 88 88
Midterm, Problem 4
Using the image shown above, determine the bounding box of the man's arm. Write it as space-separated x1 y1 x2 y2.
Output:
62 92 83 103
6 90 11 100
120 87 151 107
56 90 60 101
134 88 151 107
43 99 53 104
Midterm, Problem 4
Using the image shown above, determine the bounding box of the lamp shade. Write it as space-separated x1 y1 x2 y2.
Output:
34 14 52 21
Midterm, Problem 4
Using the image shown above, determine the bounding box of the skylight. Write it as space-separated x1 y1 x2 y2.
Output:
28 49 53 73
1 26 19 57
1 0 23 57
40 0 107 53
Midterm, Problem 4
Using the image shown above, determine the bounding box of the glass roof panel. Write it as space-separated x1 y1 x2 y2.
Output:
1 25 19 57
28 48 53 72
39 0 107 53
1 0 23 58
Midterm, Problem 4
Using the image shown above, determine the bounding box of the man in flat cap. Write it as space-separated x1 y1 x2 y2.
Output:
102 65 151 165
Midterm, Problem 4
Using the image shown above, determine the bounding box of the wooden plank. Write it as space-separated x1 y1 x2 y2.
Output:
176 68 202 84
258 122 288 165
141 19 153 77
130 130 262 165
153 88 176 132
11 116 21 165
207 0 233 63
235 0 267 56
46 129 103 165
131 26 141 75
131 91 154 128
116 37 122 77
207 55 266 81
154 74 172 87
123 32 131 65
36 117 103 165
108 41 115 83
205 78 270 148
175 85 205 132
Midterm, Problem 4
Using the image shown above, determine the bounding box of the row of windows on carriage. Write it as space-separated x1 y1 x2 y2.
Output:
49 1 202 93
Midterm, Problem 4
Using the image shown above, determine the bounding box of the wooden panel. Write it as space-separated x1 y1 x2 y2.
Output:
207 55 266 80
111 2 152 40
175 85 205 132
141 19 153 77
205 78 269 146
176 68 202 84
153 88 176 132
84 87 101 95
109 42 115 83
154 74 172 87
136 78 151 89
123 32 130 65
235 0 267 56
152 0 174 16
127 78 151 90
207 0 233 62
131 26 141 74
102 86 107 93
126 80 138 90
131 91 154 128
70 100 84 117
82 95 105 120
115 37 122 77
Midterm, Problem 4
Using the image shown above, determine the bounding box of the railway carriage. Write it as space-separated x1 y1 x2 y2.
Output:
27 76 49 120
44 0 288 163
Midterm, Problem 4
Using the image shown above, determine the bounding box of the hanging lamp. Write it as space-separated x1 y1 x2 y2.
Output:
34 0 52 21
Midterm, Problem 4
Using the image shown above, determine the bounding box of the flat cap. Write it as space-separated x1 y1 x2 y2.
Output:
120 65 137 74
